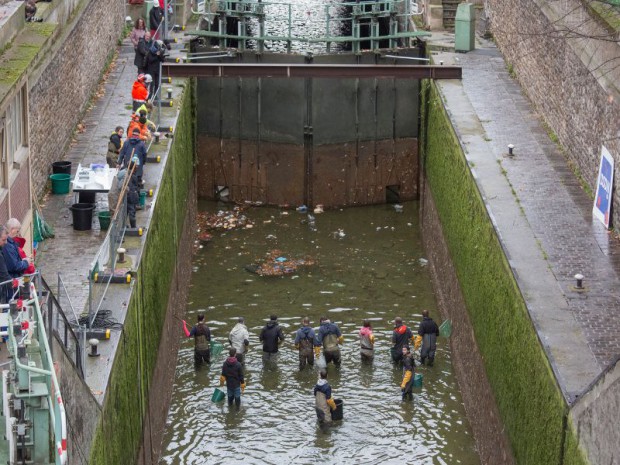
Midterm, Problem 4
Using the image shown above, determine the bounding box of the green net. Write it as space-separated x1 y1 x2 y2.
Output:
439 319 452 338
33 211 55 243
210 341 224 358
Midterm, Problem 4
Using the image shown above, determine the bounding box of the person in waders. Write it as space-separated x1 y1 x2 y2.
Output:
414 310 440 366
259 315 285 363
228 316 250 365
294 317 316 370
314 370 337 429
220 348 245 408
315 317 343 366
400 346 415 400
391 317 413 363
182 314 211 365
359 319 375 362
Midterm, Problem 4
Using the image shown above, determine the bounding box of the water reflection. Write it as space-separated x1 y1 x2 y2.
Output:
159 202 480 465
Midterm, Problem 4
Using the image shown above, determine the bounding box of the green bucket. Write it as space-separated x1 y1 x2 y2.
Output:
98 211 112 231
413 373 423 388
50 173 71 195
139 190 147 207
211 388 226 403
210 341 224 358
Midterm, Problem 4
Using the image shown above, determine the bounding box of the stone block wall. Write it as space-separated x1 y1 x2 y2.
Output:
28 0 125 199
486 0 620 226
570 357 620 465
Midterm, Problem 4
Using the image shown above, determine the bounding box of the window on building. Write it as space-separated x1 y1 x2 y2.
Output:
1 85 28 185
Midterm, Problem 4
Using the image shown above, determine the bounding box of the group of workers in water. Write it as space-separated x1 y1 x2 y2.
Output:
182 311 440 426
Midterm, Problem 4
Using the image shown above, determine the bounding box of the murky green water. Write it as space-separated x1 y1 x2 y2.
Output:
159 201 480 465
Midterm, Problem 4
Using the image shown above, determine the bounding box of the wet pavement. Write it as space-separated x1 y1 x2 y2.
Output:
431 34 620 401
35 30 187 401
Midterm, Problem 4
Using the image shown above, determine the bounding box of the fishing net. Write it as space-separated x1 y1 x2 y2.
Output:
439 319 452 338
33 211 55 242
210 341 224 358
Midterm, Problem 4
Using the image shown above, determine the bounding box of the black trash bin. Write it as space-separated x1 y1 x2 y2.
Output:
332 399 343 421
70 203 95 231
52 161 72 175
78 191 96 204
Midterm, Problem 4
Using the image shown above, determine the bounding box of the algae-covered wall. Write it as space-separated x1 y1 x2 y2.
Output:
87 81 196 465
420 80 588 465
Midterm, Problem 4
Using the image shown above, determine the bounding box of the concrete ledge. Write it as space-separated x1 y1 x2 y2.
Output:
0 1 25 54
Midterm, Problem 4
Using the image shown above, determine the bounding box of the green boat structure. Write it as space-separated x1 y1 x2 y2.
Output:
0 276 67 465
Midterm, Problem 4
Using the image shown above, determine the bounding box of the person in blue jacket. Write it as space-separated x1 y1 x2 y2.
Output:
294 317 315 370
315 316 343 366
2 219 31 278
118 128 147 186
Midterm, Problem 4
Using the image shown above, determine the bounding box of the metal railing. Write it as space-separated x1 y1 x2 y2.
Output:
87 194 128 328
39 275 85 379
190 0 430 53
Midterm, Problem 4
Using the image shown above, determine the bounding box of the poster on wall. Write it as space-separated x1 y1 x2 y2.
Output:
593 145 614 229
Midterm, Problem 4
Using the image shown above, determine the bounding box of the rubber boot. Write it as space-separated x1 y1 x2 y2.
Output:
235 397 241 409
228 397 234 407
428 357 434 367
130 218 136 228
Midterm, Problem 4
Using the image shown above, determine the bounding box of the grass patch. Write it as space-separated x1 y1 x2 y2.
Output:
507 62 516 79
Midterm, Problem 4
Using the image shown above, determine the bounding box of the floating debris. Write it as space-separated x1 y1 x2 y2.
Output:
332 229 346 239
245 249 316 276
196 207 254 231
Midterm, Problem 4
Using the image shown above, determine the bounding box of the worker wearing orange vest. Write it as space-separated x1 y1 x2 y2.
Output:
132 74 151 111
127 112 151 142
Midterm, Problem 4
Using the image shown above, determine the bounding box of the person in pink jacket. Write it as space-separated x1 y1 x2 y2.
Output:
359 319 375 362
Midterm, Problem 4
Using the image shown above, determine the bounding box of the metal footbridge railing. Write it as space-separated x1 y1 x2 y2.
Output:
189 0 430 54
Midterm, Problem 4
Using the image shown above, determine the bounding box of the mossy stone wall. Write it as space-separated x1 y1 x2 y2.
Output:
420 79 588 465
87 81 196 465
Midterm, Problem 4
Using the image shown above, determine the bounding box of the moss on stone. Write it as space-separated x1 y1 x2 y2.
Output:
27 22 57 37
0 43 40 85
87 80 195 465
420 80 588 465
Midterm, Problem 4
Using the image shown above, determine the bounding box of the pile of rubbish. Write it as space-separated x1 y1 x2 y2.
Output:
196 207 255 232
245 249 316 276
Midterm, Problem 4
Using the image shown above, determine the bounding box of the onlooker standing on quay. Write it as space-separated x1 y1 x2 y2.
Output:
149 1 164 39
107 126 123 168
130 18 147 50
134 31 152 74
2 219 32 278
0 227 13 303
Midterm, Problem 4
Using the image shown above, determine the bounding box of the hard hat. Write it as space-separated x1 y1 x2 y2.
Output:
137 73 145 81
131 156 140 165
144 74 153 83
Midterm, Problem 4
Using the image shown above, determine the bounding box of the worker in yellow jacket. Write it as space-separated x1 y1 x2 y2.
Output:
400 346 415 401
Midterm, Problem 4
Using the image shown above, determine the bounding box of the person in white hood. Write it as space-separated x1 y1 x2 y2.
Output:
229 317 250 364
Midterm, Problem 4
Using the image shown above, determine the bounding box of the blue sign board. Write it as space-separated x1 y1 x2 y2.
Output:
593 146 614 228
